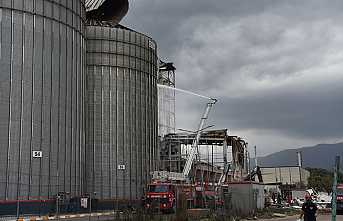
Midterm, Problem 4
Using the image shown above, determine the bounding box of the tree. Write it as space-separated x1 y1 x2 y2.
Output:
306 168 343 193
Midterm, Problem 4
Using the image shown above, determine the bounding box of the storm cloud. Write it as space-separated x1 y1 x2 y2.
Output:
123 0 343 155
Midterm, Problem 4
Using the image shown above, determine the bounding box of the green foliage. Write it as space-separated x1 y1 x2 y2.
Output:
306 167 343 193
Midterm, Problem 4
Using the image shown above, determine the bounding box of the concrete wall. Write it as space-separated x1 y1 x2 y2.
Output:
223 182 265 216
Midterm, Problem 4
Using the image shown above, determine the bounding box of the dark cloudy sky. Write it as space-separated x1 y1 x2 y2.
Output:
122 0 343 156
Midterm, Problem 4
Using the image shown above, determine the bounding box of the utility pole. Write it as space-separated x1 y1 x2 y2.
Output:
254 146 258 168
297 152 303 187
245 143 250 174
332 156 340 221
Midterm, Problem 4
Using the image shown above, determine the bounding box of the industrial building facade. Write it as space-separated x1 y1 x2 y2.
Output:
0 0 159 213
261 166 310 186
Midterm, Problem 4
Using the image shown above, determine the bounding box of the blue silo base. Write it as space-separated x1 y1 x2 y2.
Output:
0 200 55 216
0 199 142 216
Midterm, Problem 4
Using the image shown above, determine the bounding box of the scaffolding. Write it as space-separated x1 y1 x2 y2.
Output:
157 61 176 137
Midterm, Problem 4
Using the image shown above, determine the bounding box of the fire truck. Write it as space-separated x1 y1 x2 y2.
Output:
144 182 195 213
144 92 225 212
336 184 343 214
144 181 224 213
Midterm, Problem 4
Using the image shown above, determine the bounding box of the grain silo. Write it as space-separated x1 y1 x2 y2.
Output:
85 22 159 205
0 0 86 214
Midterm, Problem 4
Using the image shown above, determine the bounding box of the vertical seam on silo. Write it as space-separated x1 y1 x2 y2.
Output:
149 47 152 174
79 27 82 196
109 56 112 199
115 27 118 204
5 0 14 200
108 28 112 199
139 34 143 189
115 65 118 203
154 46 157 172
48 2 53 199
100 28 104 200
56 1 61 197
149 58 152 176
28 0 36 200
16 5 25 204
78 26 81 195
74 11 78 196
144 38 152 178
134 33 138 200
101 64 104 199
122 30 126 200
75 0 79 196
73 0 77 196
0 7 2 60
73 8 76 195
70 3 74 195
92 65 96 195
145 37 149 185
81 27 84 195
68 12 72 195
148 39 151 184
81 14 84 195
39 0 45 200
79 10 82 196
63 7 67 193
128 31 132 203
152 44 156 171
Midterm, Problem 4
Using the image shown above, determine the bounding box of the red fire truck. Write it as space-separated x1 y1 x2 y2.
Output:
144 182 224 213
336 184 343 214
144 182 195 213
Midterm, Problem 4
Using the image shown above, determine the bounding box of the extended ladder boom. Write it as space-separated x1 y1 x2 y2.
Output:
182 99 217 178
151 95 217 182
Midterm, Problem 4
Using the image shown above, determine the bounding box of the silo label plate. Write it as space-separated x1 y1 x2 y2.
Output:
117 165 126 170
32 151 43 158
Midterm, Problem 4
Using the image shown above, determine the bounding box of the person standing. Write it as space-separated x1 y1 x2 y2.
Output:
300 194 318 221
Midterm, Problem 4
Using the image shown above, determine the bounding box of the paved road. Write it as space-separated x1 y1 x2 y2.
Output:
260 214 343 221
49 214 343 221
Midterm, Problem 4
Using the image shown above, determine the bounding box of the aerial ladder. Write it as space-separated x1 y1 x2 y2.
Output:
152 85 217 182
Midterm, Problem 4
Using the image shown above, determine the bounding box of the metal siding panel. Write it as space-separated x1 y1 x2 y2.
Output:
102 66 110 198
50 19 59 197
41 15 51 198
20 13 34 199
64 25 72 194
0 8 11 201
31 14 43 199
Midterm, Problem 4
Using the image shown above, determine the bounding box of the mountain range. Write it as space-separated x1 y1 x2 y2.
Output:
256 143 343 170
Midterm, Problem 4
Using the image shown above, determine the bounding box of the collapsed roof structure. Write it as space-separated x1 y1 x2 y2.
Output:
85 0 129 22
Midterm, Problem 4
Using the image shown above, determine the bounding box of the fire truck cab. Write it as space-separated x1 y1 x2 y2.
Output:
145 183 177 213
336 184 343 214
144 182 199 213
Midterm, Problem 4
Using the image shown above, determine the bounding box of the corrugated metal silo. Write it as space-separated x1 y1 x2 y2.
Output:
85 23 158 202
0 0 86 201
